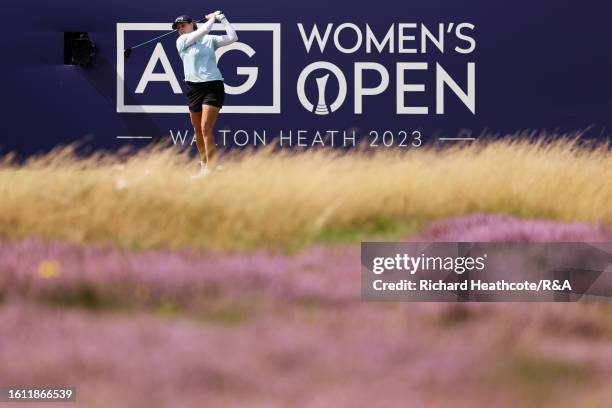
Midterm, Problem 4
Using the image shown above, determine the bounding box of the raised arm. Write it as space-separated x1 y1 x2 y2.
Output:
213 14 239 48
180 12 219 48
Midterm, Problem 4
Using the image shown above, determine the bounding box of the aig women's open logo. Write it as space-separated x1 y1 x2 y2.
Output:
117 22 476 116
116 23 281 113
295 23 477 116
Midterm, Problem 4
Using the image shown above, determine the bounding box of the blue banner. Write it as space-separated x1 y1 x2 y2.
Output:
2 0 610 155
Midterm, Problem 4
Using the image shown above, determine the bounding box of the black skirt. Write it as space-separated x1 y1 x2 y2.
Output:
185 80 225 112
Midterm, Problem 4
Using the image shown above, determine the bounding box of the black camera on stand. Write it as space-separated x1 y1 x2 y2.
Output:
64 32 96 66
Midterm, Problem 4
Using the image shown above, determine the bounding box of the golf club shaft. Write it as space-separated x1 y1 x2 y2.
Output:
127 17 207 51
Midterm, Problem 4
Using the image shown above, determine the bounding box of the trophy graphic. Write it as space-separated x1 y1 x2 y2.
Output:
314 74 330 115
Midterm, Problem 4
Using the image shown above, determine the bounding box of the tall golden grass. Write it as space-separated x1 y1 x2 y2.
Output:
0 134 610 250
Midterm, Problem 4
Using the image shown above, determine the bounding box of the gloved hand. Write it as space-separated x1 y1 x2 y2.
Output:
205 10 222 20
216 13 227 21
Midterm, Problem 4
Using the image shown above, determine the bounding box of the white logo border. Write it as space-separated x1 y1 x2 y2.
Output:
116 23 281 114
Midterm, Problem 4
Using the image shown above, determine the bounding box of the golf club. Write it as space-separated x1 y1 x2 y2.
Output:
123 16 208 58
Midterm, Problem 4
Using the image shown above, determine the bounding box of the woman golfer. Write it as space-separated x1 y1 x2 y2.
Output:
173 11 238 177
